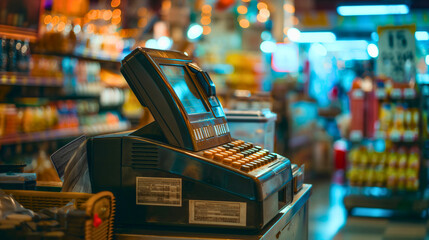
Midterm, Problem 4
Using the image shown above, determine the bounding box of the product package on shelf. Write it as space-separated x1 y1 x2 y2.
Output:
0 38 31 73
347 145 419 191
348 78 420 142
62 57 102 96
0 100 128 140
376 102 419 142
346 78 425 195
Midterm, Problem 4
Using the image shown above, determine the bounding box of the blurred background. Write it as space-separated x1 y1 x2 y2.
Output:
1 0 429 239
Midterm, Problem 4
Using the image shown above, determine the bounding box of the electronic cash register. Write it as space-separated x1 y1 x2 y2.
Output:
88 48 296 230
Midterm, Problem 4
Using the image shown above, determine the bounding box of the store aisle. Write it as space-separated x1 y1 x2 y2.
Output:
308 179 347 240
308 177 429 240
335 217 428 240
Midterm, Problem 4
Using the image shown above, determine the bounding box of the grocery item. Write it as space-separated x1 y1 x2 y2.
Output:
347 145 419 190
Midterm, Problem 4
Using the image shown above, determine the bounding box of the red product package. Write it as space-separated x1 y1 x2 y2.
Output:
365 90 379 138
349 88 365 140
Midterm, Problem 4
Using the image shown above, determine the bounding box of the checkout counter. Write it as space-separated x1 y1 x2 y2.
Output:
87 48 311 239
115 184 311 240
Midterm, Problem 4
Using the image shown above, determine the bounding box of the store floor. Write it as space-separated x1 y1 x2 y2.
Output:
308 176 429 240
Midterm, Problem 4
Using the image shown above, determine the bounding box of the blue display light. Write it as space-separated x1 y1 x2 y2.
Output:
287 28 301 42
337 4 409 16
309 43 327 57
187 24 203 40
157 36 173 50
260 41 277 53
415 31 429 41
371 32 379 42
296 32 336 43
425 55 429 65
367 43 379 58
145 39 158 48
261 31 272 41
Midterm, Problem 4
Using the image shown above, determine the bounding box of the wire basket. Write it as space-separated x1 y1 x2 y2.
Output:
4 190 115 240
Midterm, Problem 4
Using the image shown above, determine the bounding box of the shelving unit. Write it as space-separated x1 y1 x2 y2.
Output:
32 51 123 65
344 84 429 217
0 25 38 42
0 73 63 87
0 122 129 145
344 186 429 214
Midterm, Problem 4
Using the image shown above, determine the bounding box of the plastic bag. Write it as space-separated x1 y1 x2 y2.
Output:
62 139 92 193
0 190 34 219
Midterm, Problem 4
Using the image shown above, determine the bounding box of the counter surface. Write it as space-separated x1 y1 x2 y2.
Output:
116 184 312 240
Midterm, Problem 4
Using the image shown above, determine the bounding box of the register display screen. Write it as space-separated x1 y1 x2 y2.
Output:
160 65 208 115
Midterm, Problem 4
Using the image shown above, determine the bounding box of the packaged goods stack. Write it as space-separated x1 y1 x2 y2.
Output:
0 1 131 185
344 78 429 215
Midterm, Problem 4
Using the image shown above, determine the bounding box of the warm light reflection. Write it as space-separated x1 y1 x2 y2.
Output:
111 0 120 8
162 0 171 11
51 16 59 25
138 18 147 27
138 8 147 17
86 24 95 33
284 3 295 13
88 10 96 19
112 16 121 25
293 16 299 25
202 11 211 17
203 26 211 35
237 5 248 14
200 16 211 25
283 27 289 35
103 10 113 20
239 18 250 28
257 14 268 23
202 4 212 13
113 9 121 17
259 8 270 18
57 22 65 31
44 15 52 25
257 2 267 10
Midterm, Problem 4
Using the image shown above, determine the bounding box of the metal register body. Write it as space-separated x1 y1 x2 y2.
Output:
88 48 293 230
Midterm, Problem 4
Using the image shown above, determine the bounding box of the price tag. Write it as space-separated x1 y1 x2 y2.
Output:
403 88 416 99
375 89 387 99
403 130 416 142
389 130 401 142
375 131 386 139
377 25 416 83
390 89 402 99
350 130 363 142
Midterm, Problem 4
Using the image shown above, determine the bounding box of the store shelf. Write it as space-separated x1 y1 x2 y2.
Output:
346 186 422 197
376 88 417 100
0 25 38 42
74 52 124 64
33 51 123 64
0 122 130 145
344 186 429 213
348 131 419 143
0 73 63 87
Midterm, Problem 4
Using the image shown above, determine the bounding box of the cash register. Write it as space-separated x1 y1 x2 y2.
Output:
88 48 296 230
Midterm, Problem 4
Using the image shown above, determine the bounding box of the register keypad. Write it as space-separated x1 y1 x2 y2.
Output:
202 140 278 173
